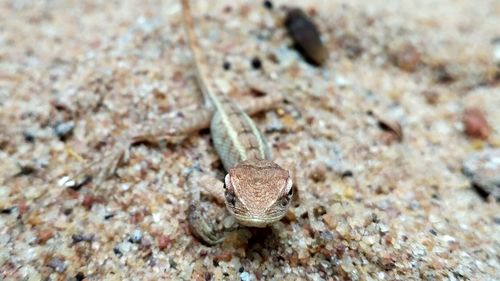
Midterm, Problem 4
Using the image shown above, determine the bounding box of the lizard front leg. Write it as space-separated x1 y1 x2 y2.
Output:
186 169 237 245
67 108 214 187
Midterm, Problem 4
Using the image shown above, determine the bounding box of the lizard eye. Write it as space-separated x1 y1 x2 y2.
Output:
279 197 290 208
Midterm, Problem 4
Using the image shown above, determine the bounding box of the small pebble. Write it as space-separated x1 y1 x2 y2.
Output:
433 64 456 83
113 247 122 256
250 56 262 69
376 114 403 143
421 90 439 105
240 271 251 281
390 43 421 72
139 238 152 250
263 0 273 10
222 61 231 70
82 194 103 210
1 207 13 214
22 130 35 142
37 229 54 244
53 121 75 140
308 163 327 182
463 108 490 140
213 251 232 265
47 257 67 273
157 234 172 251
130 229 143 243
114 242 131 256
104 213 115 220
75 272 85 281
341 170 353 178
15 163 37 176
71 233 94 244
463 149 500 199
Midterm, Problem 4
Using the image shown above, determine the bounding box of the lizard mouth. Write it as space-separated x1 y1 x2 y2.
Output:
232 213 286 228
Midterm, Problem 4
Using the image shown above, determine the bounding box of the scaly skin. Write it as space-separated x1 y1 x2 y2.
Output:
181 0 293 244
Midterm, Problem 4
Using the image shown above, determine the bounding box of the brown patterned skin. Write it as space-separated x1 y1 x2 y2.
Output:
225 159 292 227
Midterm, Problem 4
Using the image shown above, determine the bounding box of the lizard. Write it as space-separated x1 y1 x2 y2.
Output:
180 0 293 244
65 0 294 245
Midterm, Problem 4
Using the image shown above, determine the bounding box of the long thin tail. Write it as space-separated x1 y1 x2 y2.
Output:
181 0 219 106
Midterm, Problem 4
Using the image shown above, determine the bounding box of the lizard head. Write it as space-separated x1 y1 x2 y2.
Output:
224 159 293 227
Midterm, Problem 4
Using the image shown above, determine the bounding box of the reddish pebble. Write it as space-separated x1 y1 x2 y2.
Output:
213 251 232 263
463 108 490 140
37 229 54 244
130 212 144 224
335 243 347 257
82 194 103 210
18 201 29 215
157 235 172 251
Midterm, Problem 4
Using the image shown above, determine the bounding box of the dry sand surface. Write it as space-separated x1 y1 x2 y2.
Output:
0 0 499 280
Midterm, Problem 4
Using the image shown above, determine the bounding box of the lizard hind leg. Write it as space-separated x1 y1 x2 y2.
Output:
186 168 236 245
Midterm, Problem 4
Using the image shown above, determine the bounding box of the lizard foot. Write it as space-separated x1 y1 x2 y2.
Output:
186 168 236 245
187 204 226 245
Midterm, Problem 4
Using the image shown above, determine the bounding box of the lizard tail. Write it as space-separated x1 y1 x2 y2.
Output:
180 0 220 107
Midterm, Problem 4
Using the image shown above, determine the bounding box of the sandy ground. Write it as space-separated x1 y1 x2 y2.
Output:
0 0 499 280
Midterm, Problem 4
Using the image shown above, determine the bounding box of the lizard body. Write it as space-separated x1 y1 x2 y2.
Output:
181 0 293 243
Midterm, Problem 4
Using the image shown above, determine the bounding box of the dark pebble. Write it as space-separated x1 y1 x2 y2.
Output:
68 175 92 191
23 131 35 142
75 272 85 281
341 170 353 178
72 233 94 244
433 64 455 83
169 258 177 269
263 0 273 10
1 207 13 214
104 213 115 220
15 163 37 177
223 61 231 70
251 57 262 69
113 247 122 256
